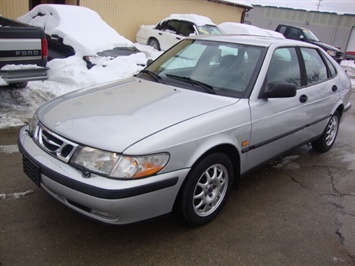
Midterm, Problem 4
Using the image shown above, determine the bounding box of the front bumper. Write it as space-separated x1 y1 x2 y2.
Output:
0 67 49 84
18 126 188 224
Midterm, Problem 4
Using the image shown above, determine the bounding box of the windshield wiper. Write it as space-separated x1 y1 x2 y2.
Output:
139 69 162 82
165 74 216 94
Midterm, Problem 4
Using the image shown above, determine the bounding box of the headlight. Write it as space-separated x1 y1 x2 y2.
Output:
71 146 169 179
327 50 336 57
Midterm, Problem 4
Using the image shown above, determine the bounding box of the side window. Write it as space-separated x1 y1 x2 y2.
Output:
288 28 302 40
301 48 328 84
160 20 179 34
278 26 287 35
178 22 195 37
156 21 167 30
267 47 301 88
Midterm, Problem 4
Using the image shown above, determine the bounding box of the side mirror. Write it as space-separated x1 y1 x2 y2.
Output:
261 82 297 98
300 35 305 41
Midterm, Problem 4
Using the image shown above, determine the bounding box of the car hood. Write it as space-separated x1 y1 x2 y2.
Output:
38 77 238 152
311 40 341 52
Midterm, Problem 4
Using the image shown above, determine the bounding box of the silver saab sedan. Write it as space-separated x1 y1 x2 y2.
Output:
18 35 352 226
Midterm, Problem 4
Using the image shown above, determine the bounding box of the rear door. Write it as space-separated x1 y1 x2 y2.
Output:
297 47 340 142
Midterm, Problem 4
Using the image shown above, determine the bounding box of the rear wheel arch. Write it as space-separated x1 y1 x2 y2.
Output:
336 104 344 120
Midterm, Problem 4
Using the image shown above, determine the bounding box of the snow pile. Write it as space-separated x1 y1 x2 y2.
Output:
1 64 45 70
164 14 216 26
219 0 253 8
18 4 135 56
219 22 285 38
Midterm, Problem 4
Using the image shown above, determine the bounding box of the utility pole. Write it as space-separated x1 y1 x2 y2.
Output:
316 0 324 11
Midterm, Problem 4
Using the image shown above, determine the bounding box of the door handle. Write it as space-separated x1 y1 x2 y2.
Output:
299 94 308 103
159 33 162 35
332 85 338 92
176 37 181 40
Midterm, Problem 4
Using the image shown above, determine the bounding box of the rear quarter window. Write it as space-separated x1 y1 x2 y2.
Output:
301 48 328 84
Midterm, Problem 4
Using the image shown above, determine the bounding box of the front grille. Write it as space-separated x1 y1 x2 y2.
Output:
41 129 64 151
34 124 78 163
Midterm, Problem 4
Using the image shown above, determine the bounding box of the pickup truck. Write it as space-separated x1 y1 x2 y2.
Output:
0 16 49 88
275 24 343 63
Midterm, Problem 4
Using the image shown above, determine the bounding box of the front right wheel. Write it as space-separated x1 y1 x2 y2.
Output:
177 153 234 226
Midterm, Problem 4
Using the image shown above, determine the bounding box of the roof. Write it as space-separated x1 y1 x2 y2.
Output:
188 34 317 48
217 0 253 8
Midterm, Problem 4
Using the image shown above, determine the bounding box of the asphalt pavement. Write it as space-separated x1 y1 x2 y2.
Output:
0 90 354 265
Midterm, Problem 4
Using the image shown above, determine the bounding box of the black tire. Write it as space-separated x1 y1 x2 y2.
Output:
311 111 340 153
10 82 28 89
177 153 233 226
148 38 160 51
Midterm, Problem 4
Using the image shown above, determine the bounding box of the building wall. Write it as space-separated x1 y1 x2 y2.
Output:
246 6 355 52
79 0 244 41
0 0 29 19
1 0 245 42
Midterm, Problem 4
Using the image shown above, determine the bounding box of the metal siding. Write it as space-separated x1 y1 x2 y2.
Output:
246 6 354 52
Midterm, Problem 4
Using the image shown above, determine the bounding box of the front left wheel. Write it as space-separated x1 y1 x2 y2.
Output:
177 153 234 226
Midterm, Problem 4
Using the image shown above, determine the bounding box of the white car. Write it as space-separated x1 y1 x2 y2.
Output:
136 14 224 51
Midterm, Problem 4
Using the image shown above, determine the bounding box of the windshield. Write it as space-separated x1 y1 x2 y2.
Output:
302 29 319 42
139 39 265 98
197 25 224 35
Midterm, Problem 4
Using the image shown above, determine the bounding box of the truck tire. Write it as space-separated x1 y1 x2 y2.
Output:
10 82 28 89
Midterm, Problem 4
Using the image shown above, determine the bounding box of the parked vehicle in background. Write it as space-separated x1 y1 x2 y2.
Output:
18 4 145 68
19 34 351 227
275 24 343 63
219 22 285 39
136 14 224 51
0 16 48 88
